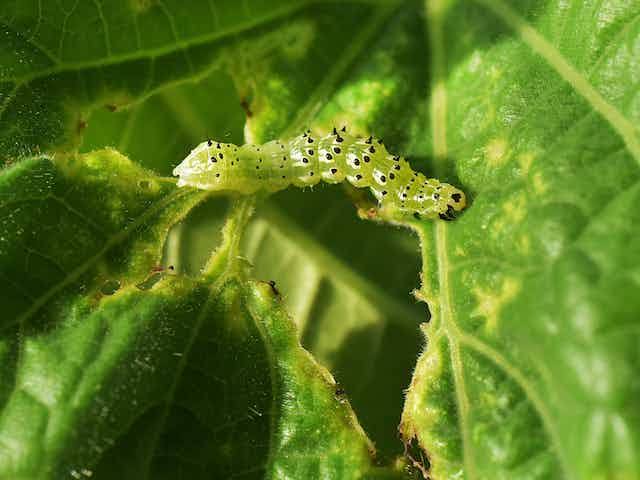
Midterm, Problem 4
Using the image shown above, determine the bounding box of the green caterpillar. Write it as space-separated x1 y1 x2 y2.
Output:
173 128 466 220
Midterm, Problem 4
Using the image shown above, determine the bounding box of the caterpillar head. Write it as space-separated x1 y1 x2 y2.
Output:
435 186 466 220
173 140 220 188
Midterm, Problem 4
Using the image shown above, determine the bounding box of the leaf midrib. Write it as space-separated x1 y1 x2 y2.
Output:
419 0 478 479
475 0 640 164
424 1 477 477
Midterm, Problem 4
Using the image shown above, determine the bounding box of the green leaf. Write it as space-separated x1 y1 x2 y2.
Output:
82 1 428 463
0 150 205 324
79 72 246 175
200 0 638 478
398 1 640 480
0 0 312 161
3 0 639 479
4 0 427 469
0 153 400 479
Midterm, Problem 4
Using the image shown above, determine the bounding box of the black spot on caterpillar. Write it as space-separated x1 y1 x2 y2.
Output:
174 129 466 219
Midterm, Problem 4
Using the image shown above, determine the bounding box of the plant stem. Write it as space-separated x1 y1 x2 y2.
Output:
202 195 256 281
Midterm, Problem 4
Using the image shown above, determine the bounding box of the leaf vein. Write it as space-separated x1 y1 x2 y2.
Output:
457 333 571 478
425 1 478 476
9 188 199 332
476 0 640 164
4 2 314 84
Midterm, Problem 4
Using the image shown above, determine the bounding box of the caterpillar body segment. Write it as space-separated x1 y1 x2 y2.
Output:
173 129 466 219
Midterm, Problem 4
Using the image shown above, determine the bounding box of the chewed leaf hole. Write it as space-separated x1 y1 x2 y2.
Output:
100 279 121 295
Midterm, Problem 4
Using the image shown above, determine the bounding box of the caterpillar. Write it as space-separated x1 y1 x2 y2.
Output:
173 128 466 220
